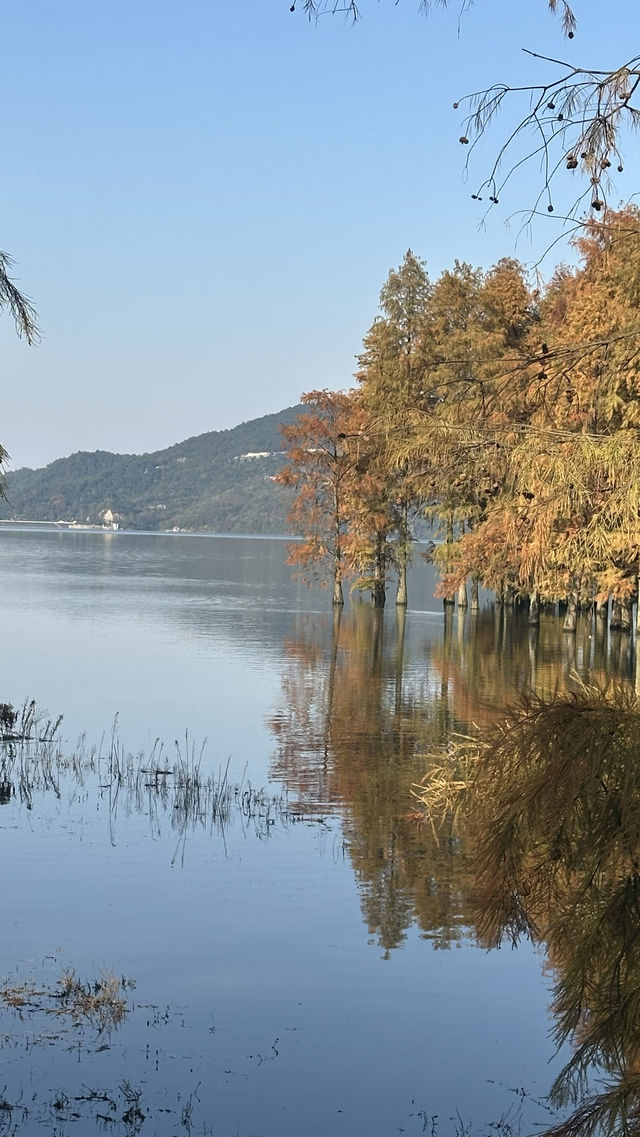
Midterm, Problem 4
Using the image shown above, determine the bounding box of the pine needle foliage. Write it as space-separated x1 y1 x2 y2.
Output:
0 250 38 346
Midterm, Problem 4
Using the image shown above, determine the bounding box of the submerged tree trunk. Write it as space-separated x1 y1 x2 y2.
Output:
610 597 625 630
470 577 479 612
372 532 386 608
372 580 386 607
563 582 578 633
395 499 409 607
619 596 633 633
457 578 468 610
332 557 344 606
528 589 540 627
441 512 456 611
395 566 407 607
578 575 593 614
596 595 608 621
332 488 344 605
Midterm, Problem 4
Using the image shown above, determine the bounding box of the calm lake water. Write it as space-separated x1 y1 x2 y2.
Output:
0 528 634 1137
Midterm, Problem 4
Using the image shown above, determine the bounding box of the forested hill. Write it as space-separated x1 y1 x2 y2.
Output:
0 406 304 534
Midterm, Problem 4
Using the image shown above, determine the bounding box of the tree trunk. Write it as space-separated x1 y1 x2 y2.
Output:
610 597 624 630
610 596 633 633
372 533 386 608
528 589 540 627
372 580 386 608
332 497 344 605
563 584 578 633
395 499 409 607
442 513 456 611
457 579 468 609
576 573 592 614
596 596 608 621
332 564 344 606
470 577 479 612
395 569 407 607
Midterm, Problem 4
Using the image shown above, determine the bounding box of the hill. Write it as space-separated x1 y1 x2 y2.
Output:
0 406 304 534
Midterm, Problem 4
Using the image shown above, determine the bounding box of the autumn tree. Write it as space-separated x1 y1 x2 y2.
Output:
474 208 640 620
294 1 640 616
341 426 399 607
396 212 640 632
379 256 536 606
276 389 358 605
355 250 433 605
282 229 640 623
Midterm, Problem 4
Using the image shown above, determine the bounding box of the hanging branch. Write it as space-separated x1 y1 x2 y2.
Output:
0 251 39 345
457 53 640 222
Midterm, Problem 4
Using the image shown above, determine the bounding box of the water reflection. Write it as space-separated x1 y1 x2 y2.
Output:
268 604 636 959
268 604 640 1133
0 710 297 861
1 531 589 1137
449 682 640 1137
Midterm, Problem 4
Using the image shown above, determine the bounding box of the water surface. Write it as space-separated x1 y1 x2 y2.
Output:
0 529 632 1136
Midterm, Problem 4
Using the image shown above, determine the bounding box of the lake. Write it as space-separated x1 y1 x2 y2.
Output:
0 528 634 1137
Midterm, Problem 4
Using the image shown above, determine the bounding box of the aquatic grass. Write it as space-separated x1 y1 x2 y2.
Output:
0 1078 217 1135
0 968 129 1036
99 726 296 847
0 702 295 848
0 699 68 808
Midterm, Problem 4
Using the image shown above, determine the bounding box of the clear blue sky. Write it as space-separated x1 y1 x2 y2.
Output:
1 0 637 469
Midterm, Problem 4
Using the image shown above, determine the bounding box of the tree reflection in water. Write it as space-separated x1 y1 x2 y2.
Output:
268 603 640 1131
268 604 481 955
418 682 640 1137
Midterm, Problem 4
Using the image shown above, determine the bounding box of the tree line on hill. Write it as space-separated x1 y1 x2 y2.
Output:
0 408 302 534
278 207 640 629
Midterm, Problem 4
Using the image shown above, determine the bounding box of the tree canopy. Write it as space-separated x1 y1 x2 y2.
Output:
279 209 640 617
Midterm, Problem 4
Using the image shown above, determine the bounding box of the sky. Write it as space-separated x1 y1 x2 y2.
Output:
1 0 638 469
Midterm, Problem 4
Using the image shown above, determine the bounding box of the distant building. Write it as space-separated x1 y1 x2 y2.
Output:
101 508 120 530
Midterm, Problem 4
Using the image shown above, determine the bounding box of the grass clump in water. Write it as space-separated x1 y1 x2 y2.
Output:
0 967 131 1036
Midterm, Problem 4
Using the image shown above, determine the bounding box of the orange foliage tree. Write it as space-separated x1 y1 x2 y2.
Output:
276 389 359 605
